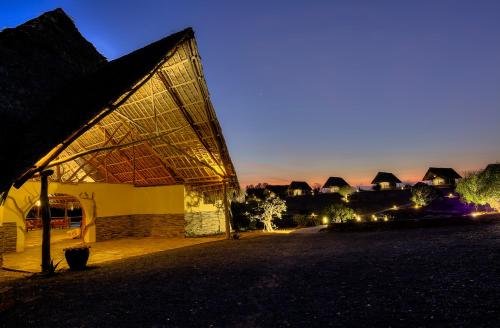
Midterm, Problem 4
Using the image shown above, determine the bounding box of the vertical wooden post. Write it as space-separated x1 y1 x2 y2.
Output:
40 169 54 273
222 180 231 239
64 201 68 229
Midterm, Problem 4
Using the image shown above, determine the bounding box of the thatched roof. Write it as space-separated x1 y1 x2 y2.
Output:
484 163 500 173
289 181 312 191
371 172 401 184
265 185 289 194
0 9 238 195
0 8 106 192
422 168 461 181
322 177 349 189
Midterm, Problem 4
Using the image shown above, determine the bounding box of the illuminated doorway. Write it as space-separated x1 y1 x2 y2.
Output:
24 194 84 248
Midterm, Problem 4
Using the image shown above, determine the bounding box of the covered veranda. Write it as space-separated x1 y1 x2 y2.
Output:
0 9 239 272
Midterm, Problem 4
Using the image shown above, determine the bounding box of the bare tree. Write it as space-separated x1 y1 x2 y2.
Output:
252 195 287 232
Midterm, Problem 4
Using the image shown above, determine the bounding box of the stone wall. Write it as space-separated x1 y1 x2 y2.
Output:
95 214 185 241
1 223 17 253
185 210 226 237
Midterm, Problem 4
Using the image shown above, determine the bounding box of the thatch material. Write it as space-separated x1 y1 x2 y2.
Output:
264 185 289 197
322 177 349 189
485 163 500 173
0 9 238 196
371 172 401 185
0 8 105 192
289 181 312 191
422 168 461 182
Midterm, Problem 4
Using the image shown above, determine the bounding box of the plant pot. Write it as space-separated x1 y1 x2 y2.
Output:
64 246 90 270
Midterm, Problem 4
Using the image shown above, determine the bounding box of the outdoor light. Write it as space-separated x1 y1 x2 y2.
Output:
371 214 377 221
448 193 455 198
322 216 328 225
392 205 398 210
471 212 481 218
35 200 41 207
383 215 389 222
355 214 361 222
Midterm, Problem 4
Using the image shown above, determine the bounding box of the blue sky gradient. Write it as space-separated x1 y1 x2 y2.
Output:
2 0 499 186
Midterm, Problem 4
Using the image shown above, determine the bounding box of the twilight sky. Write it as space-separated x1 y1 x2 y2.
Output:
2 0 500 187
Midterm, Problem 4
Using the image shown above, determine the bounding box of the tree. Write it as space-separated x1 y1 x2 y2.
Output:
456 171 488 208
325 203 355 223
252 195 287 232
312 183 322 195
338 186 355 202
456 169 500 211
411 183 438 207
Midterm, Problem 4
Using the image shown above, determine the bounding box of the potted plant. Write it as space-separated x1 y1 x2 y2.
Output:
64 245 91 270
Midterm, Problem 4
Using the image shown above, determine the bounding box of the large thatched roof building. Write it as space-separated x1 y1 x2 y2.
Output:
0 9 239 259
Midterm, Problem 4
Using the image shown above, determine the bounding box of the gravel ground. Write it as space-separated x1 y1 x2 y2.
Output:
1 223 500 327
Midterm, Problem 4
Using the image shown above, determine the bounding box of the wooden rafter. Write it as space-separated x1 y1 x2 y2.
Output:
156 70 227 176
76 129 133 182
185 40 229 172
66 122 125 182
112 111 185 183
99 127 149 184
112 109 223 179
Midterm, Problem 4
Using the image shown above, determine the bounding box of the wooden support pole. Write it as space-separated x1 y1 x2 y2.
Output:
222 180 231 240
40 169 54 273
64 201 68 229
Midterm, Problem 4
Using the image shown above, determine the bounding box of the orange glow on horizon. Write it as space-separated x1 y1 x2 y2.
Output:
237 163 493 189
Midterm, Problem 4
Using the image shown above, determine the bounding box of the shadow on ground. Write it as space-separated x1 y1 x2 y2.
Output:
1 223 499 327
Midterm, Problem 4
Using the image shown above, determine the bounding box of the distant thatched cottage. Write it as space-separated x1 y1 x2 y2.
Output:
264 185 289 198
422 168 461 187
321 177 350 193
288 181 312 196
371 172 401 190
484 163 500 174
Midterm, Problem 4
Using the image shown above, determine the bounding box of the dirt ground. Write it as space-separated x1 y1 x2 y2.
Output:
1 223 499 327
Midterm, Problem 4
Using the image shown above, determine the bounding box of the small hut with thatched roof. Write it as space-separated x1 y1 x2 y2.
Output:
371 172 401 190
321 177 350 193
288 181 312 196
0 9 239 265
422 168 461 187
264 185 289 198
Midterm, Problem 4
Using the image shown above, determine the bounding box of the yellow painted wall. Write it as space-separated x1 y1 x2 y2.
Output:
0 181 185 251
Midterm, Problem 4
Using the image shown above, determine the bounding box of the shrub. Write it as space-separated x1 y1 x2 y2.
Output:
338 186 355 201
292 214 322 227
292 214 308 227
456 168 500 211
325 203 356 223
411 184 438 207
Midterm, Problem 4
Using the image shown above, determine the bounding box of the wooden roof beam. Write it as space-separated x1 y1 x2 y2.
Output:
100 126 150 184
66 122 125 182
112 112 185 184
113 110 223 179
76 129 132 182
156 70 226 177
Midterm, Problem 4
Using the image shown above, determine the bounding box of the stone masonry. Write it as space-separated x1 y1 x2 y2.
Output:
95 214 185 241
